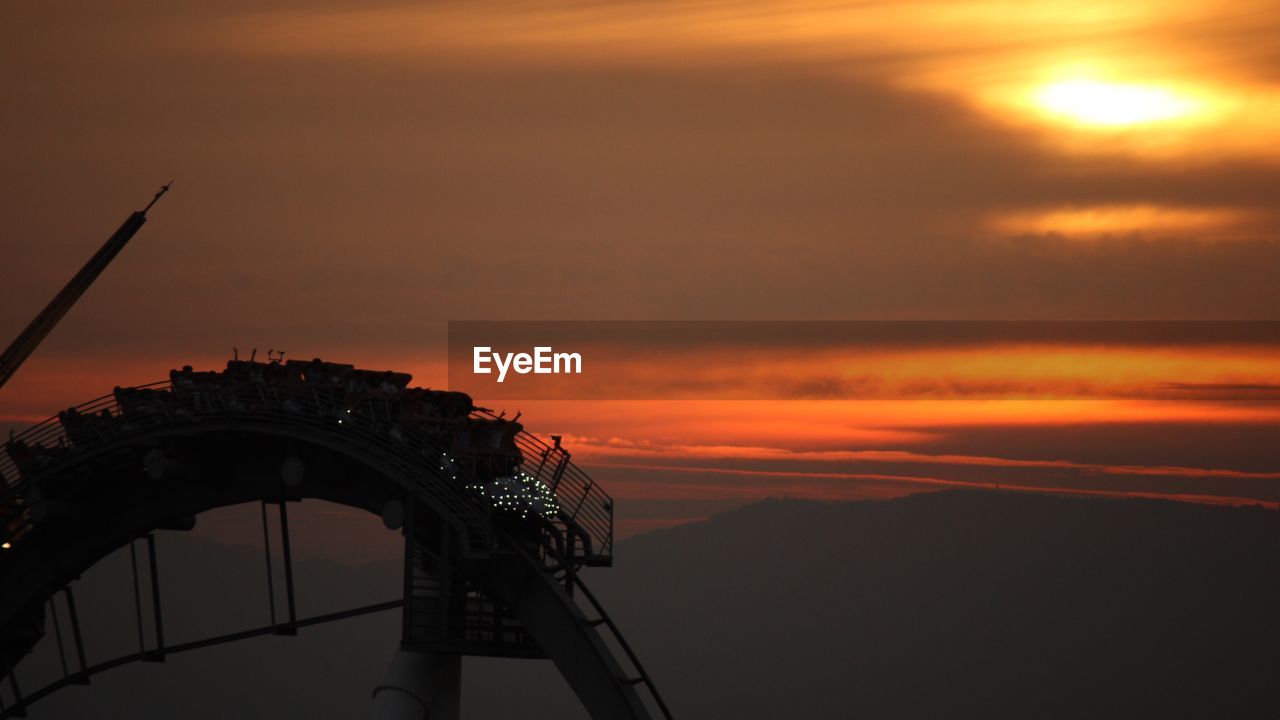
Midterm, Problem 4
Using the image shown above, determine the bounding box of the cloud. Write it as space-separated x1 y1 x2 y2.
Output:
586 460 1280 509
211 0 1280 156
568 436 1280 483
4 1 1279 522
7 9 1280 371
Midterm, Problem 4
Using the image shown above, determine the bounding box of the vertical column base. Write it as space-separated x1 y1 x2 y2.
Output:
371 650 460 720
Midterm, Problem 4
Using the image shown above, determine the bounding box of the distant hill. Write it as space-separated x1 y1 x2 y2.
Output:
25 490 1280 719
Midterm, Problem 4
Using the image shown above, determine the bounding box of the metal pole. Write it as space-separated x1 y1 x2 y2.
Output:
437 520 451 642
48 598 69 679
129 541 146 654
6 671 22 718
261 501 277 628
63 588 88 684
278 501 298 631
401 499 415 645
147 534 166 660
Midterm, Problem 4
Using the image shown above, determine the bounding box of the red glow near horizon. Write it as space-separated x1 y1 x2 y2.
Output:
5 342 1277 537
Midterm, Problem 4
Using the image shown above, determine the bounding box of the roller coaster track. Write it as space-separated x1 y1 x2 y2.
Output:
0 367 671 718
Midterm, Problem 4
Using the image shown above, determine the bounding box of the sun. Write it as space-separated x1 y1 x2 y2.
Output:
1033 79 1197 127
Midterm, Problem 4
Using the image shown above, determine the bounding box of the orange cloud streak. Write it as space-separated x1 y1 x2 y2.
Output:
217 0 1280 158
568 440 1280 481
594 461 1280 510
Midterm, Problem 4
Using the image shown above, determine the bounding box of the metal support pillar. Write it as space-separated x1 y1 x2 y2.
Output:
370 650 460 720
129 541 145 655
380 499 461 719
401 499 416 645
262 500 298 635
48 598 69 680
6 670 23 718
63 588 89 685
436 521 451 642
277 501 298 633
261 501 277 628
146 534 166 661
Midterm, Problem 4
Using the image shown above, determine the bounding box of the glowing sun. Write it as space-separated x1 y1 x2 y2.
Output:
1034 79 1197 127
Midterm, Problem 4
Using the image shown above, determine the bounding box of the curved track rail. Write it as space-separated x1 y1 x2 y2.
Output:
0 366 670 718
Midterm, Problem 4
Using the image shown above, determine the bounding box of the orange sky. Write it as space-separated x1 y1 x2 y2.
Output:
3 1 1280 536
6 343 1278 536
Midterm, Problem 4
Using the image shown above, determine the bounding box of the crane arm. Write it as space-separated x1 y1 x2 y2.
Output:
0 183 171 391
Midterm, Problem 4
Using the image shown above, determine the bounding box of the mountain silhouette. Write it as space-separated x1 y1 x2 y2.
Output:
24 490 1280 718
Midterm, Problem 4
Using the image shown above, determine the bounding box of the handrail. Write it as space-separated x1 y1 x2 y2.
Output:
571 574 673 720
1 371 614 564
473 409 614 561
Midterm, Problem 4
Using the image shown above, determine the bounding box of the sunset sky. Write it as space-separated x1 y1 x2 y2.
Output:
3 1 1279 537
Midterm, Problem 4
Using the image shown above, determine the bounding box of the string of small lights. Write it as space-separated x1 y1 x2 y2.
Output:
466 470 560 520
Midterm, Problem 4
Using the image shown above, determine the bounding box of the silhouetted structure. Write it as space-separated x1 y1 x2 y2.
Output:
0 357 669 719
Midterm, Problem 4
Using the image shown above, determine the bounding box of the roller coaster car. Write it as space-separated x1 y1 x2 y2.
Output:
3 440 77 500
342 370 415 424
169 366 223 411
113 386 173 420
4 437 78 504
399 388 474 423
222 359 267 382
4 439 45 476
290 359 356 387
216 360 288 411
278 359 355 416
219 358 301 387
57 407 115 447
452 418 525 479
344 369 413 397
